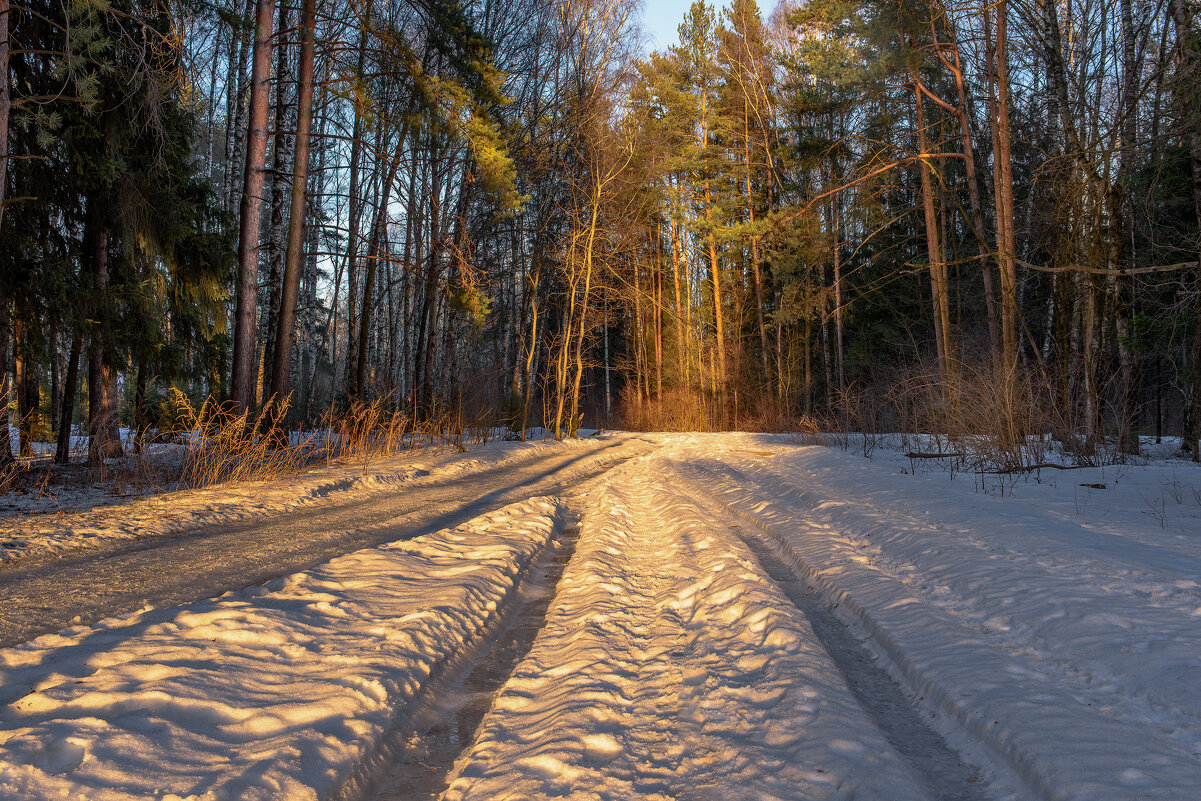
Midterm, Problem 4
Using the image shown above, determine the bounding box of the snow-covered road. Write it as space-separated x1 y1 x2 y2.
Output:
0 435 654 647
3 433 1200 800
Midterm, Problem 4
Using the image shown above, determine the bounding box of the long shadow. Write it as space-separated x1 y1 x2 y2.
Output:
0 440 643 648
735 528 995 801
372 525 582 800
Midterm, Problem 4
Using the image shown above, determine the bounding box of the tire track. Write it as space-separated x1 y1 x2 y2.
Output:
0 440 648 648
369 519 584 801
730 524 994 801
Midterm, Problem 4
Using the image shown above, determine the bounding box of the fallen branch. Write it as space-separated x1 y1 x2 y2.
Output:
905 451 966 459
987 463 1086 474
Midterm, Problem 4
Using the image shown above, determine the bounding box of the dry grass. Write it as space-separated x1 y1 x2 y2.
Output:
1 391 487 510
0 460 19 496
833 359 1125 472
620 384 833 446
167 389 478 490
620 385 728 432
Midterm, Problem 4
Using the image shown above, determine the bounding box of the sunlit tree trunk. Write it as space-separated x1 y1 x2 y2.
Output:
986 0 1019 369
914 75 954 391
937 24 998 354
268 0 316 416
261 1 295 401
231 0 276 413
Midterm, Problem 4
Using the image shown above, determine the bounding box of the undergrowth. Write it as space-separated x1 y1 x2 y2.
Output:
5 390 491 503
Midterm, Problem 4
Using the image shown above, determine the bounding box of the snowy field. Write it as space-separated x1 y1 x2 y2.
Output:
2 432 1200 800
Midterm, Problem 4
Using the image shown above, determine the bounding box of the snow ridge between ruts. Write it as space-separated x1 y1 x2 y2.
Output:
441 453 932 801
0 496 564 801
671 456 1201 801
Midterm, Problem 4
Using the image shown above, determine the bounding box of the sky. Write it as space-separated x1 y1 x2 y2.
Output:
638 0 702 52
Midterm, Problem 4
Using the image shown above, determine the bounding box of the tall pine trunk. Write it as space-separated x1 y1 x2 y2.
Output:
86 203 122 463
261 1 295 400
914 76 954 394
0 0 11 230
986 0 1019 369
269 0 316 413
940 27 998 353
230 0 276 413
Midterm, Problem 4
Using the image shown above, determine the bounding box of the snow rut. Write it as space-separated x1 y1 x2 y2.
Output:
437 454 961 801
731 525 994 801
371 522 582 800
674 453 1201 801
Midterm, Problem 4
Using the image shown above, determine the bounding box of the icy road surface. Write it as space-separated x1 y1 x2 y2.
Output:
3 432 1201 800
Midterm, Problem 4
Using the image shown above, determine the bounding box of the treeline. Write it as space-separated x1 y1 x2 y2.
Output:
614 0 1200 457
0 0 1198 467
0 0 639 463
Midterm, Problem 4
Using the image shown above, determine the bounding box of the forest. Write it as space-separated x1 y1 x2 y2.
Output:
0 0 1199 466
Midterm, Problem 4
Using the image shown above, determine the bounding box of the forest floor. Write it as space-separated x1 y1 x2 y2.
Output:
1 432 1200 800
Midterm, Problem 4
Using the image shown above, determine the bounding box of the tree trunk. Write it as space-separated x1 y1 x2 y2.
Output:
0 299 9 467
0 0 11 229
55 332 81 464
356 151 404 402
830 191 846 397
914 76 954 390
940 27 998 354
669 212 687 387
49 321 60 436
230 0 276 414
340 91 365 398
269 0 316 414
133 359 149 454
86 207 122 463
261 1 295 400
15 318 38 458
225 0 254 216
989 0 1019 369
744 102 769 387
1169 0 1201 459
698 84 726 387
1112 0 1140 455
520 253 542 440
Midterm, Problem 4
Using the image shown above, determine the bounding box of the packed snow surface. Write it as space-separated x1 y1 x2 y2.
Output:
441 455 938 800
0 435 614 565
0 497 566 800
1 432 1200 800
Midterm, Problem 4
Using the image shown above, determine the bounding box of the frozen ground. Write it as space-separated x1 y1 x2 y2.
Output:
2 432 1200 800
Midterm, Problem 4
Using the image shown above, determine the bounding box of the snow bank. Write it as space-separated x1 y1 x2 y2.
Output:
672 443 1201 800
442 454 933 801
0 497 564 800
0 435 608 566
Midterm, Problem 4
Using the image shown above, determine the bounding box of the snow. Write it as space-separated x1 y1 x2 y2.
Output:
441 452 937 800
668 435 1201 800
0 496 565 800
0 434 615 565
2 431 1200 800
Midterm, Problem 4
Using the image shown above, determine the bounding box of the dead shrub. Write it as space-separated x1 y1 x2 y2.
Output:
620 385 725 432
